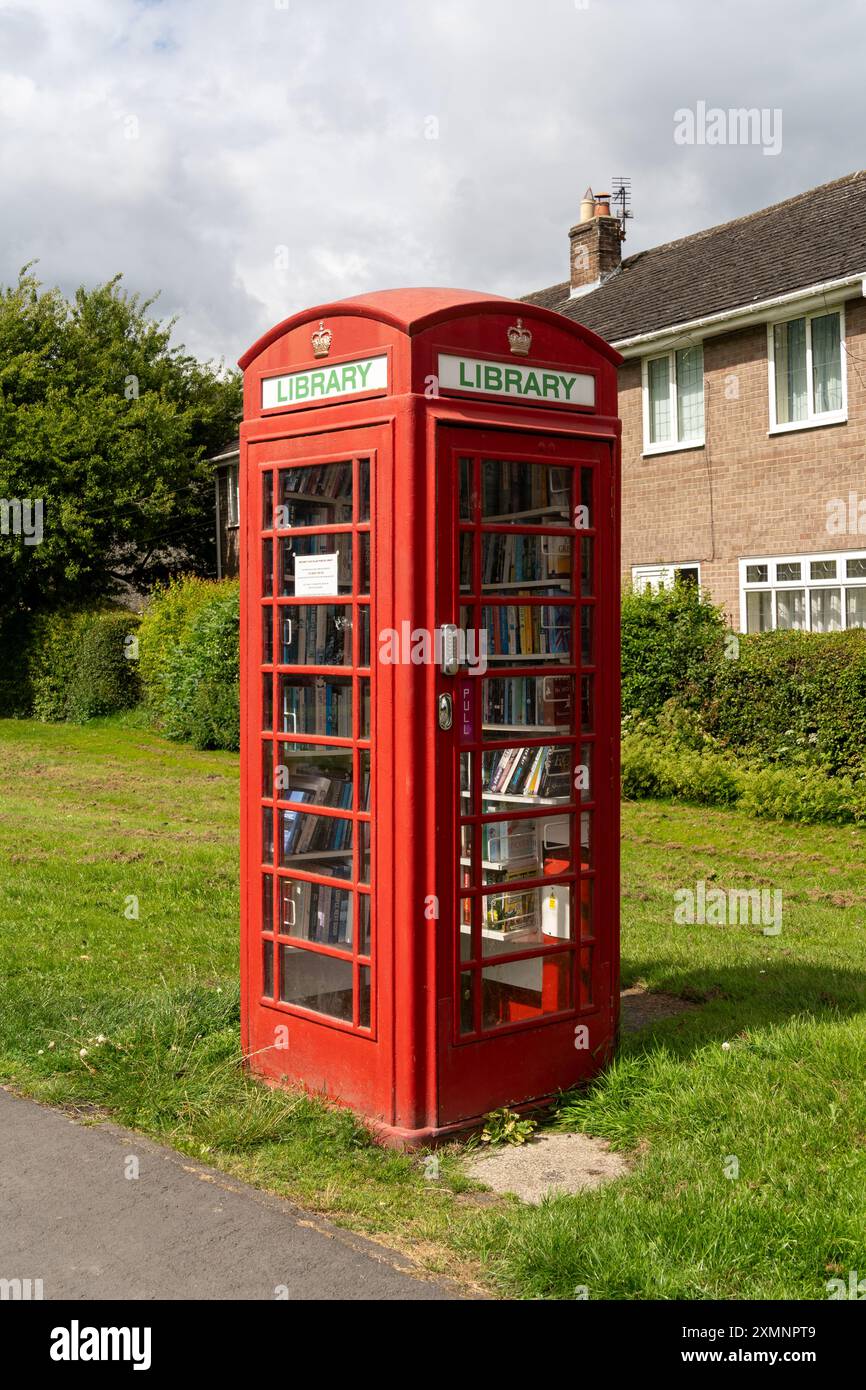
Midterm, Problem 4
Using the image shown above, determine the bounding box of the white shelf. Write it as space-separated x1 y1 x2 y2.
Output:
483 724 569 734
482 508 570 523
487 653 567 663
481 791 570 805
481 580 571 592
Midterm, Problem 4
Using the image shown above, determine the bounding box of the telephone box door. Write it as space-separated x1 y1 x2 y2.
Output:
435 425 617 1127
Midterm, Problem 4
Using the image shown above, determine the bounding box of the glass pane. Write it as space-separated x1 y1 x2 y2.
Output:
676 346 704 440
481 744 572 804
482 675 574 738
460 825 475 890
647 356 671 444
810 559 836 580
480 534 571 596
460 898 474 962
580 945 594 1008
279 809 353 879
276 746 353 805
776 561 801 582
580 811 593 868
359 677 371 738
262 806 274 865
580 467 593 528
262 741 273 796
459 457 474 521
580 744 592 803
262 539 273 597
746 564 768 584
580 877 594 941
262 873 274 932
280 536 352 597
481 604 572 663
847 588 866 628
358 534 371 595
580 537 594 597
358 822 371 885
481 460 571 526
360 750 371 811
481 953 573 1028
811 313 842 414
774 318 807 424
810 588 842 632
460 533 474 593
358 606 370 668
746 591 773 633
459 970 476 1034
280 676 352 737
263 941 274 998
278 463 353 527
478 814 573 886
279 945 353 1022
358 458 371 522
358 894 371 956
846 558 866 579
359 966 371 1029
581 675 594 733
481 886 543 951
262 607 274 665
280 606 353 666
279 879 353 945
776 589 806 630
262 472 274 531
262 673 273 731
581 606 594 665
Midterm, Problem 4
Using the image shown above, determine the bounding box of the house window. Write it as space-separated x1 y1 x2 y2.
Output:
226 462 240 528
643 346 704 452
632 563 701 593
769 309 846 431
740 551 866 633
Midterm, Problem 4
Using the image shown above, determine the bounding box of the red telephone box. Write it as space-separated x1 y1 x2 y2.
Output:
238 288 622 1145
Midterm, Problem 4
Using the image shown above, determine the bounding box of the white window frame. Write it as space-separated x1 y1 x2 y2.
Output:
739 549 866 633
225 462 240 529
641 344 705 456
766 304 847 434
632 562 702 593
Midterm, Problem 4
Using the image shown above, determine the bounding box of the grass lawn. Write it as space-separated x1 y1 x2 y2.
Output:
1 716 864 1300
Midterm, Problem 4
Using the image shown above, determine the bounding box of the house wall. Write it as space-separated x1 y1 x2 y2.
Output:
618 293 866 625
216 463 240 578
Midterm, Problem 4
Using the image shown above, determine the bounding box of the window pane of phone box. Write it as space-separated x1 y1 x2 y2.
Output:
481 534 572 596
481 460 571 526
280 537 352 596
480 885 573 956
280 606 353 666
279 808 352 880
481 605 573 663
276 746 353 806
482 676 574 738
481 953 573 1029
279 878 353 946
279 945 353 1023
481 744 572 803
280 676 352 737
278 463 353 527
471 814 572 886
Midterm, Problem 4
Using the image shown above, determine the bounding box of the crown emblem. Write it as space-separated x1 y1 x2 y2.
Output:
312 321 332 358
508 318 532 356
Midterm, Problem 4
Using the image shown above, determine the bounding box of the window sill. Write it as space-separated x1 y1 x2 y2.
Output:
641 438 705 458
768 413 847 436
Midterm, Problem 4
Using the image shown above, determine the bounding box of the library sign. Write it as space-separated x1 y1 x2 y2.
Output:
262 354 388 409
438 353 595 408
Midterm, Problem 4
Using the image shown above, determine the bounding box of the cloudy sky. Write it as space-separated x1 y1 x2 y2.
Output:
2 0 864 366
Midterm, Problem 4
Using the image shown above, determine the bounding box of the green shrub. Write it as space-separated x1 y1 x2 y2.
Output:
65 612 141 721
141 578 239 750
26 608 139 722
0 612 38 716
621 580 726 720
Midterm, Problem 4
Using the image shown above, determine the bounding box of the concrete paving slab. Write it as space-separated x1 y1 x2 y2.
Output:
466 1131 630 1205
0 1088 465 1301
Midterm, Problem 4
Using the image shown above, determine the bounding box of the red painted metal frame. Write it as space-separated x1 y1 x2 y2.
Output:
239 289 621 1146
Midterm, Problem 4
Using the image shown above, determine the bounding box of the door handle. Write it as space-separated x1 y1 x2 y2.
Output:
438 694 453 731
440 623 460 676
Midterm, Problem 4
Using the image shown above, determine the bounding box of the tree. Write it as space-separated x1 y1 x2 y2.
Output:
0 268 242 621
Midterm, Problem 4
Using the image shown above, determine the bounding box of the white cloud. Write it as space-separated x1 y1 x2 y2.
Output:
1 0 864 364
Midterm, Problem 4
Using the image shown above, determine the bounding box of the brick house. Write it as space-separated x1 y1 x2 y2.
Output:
525 173 866 632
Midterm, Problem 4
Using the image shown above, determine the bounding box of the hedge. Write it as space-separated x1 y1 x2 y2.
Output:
26 608 140 722
139 577 239 750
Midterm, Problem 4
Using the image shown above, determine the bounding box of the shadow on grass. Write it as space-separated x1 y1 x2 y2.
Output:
617 955 865 1057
